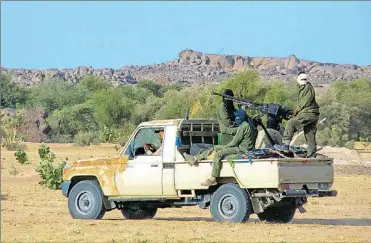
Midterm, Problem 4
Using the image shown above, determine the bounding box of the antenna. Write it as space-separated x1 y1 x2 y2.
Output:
185 108 190 120
217 48 224 55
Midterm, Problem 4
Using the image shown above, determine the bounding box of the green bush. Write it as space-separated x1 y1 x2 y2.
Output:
14 150 31 165
36 144 66 190
75 131 100 146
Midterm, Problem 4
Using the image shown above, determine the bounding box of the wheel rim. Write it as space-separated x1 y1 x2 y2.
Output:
218 194 238 219
75 191 95 215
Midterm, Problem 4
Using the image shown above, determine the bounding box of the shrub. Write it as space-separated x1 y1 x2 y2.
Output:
3 142 27 151
35 144 66 190
75 131 100 146
8 163 20 176
14 150 31 165
115 123 137 146
99 126 116 143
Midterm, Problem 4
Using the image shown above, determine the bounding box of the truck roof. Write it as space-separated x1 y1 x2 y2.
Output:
138 118 218 127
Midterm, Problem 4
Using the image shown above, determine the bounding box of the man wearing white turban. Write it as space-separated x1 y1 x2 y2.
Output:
274 71 320 157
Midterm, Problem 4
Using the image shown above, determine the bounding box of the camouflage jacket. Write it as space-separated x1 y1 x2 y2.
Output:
296 82 320 115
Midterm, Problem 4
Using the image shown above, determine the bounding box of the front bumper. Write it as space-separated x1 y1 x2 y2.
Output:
61 181 71 197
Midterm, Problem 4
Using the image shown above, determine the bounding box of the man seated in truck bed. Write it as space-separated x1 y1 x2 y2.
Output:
184 109 257 186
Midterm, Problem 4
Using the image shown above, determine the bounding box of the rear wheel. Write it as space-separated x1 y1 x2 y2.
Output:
258 198 296 223
68 180 106 219
210 183 252 223
121 206 157 219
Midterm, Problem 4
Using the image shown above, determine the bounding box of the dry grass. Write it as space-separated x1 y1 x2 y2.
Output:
1 143 371 243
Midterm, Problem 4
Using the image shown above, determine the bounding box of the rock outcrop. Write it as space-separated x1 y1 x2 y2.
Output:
2 49 370 85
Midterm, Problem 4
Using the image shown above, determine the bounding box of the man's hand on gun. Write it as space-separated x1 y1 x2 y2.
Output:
292 108 298 116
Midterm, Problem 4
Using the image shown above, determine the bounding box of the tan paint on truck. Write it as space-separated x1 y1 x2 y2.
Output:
63 156 129 196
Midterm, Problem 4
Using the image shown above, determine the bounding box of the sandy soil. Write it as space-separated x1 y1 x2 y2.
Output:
1 143 371 243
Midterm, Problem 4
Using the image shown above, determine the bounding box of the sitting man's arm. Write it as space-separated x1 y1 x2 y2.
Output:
144 143 158 155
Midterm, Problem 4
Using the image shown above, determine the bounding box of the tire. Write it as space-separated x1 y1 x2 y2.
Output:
258 198 296 223
210 183 252 223
121 206 157 220
68 180 106 219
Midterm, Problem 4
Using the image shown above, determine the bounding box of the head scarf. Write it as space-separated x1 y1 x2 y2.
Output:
297 73 308 86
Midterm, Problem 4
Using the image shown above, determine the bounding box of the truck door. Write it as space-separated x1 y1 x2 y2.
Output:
115 127 164 196
162 125 178 197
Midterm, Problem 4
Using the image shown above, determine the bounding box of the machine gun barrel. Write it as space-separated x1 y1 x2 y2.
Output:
211 92 264 109
212 91 293 120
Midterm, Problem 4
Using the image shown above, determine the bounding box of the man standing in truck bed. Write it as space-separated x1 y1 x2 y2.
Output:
218 89 238 136
184 109 257 186
275 71 320 158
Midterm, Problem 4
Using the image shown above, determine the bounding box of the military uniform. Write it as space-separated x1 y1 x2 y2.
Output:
217 104 238 136
184 121 257 186
283 82 319 157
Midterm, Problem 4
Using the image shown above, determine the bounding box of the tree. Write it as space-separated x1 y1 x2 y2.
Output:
93 88 135 129
317 78 371 146
47 103 98 139
217 70 264 101
77 76 112 92
28 80 89 113
155 89 194 119
137 80 162 97
0 73 29 108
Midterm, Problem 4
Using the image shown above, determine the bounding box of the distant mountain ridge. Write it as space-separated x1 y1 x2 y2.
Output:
2 49 371 86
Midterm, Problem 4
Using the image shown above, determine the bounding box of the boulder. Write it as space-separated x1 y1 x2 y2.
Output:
284 55 300 69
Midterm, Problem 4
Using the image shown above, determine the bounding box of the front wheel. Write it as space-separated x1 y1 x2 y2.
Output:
121 206 157 219
210 183 252 223
68 180 106 219
257 198 296 223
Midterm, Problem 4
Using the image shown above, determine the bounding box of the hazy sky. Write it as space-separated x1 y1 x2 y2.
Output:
1 1 371 69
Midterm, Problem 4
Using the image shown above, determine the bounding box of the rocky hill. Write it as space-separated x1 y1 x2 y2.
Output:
2 49 371 85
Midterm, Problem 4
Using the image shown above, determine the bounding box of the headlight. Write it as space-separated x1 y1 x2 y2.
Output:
63 164 72 174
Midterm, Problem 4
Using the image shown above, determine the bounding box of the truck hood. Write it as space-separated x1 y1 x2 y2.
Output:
67 155 129 167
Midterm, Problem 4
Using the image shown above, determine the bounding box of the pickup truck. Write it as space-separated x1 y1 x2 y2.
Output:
62 119 337 223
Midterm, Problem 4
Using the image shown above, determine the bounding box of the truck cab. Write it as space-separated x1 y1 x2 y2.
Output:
62 119 337 223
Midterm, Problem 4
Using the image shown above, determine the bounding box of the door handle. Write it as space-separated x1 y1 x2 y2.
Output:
150 164 158 167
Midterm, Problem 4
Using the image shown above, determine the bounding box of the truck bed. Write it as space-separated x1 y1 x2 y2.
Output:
174 157 334 190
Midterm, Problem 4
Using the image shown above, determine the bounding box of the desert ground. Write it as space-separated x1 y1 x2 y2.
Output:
1 143 371 243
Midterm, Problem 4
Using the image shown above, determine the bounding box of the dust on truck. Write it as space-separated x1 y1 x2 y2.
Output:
62 119 337 223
